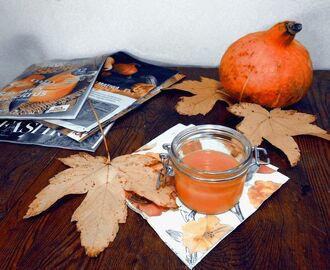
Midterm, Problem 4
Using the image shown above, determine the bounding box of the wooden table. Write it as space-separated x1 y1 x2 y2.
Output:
0 68 329 269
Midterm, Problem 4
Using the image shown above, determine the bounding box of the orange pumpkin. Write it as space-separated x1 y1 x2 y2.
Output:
113 63 138 76
219 21 313 108
3 74 45 93
30 71 79 102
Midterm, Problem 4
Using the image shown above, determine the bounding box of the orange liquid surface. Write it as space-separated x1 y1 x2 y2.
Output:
175 150 245 214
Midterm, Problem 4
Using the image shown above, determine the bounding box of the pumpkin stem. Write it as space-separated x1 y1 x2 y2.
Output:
265 21 301 46
286 22 302 35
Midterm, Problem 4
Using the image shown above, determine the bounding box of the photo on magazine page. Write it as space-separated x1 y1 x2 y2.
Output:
45 51 184 133
0 119 112 152
0 56 105 120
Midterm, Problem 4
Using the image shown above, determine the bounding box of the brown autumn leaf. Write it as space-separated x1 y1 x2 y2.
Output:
112 154 176 208
24 152 177 257
165 76 234 115
228 103 330 166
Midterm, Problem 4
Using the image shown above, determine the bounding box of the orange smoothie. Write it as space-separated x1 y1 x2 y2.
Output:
175 150 245 214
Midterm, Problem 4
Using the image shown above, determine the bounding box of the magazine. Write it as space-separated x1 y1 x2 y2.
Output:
0 56 105 120
0 119 113 152
44 52 184 135
44 71 184 143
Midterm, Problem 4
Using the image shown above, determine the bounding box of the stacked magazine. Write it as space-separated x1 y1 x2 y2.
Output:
0 52 183 151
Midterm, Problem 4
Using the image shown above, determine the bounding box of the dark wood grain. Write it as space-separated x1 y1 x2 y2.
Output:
0 68 329 270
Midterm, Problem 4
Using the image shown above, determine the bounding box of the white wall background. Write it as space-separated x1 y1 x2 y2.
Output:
1 0 329 87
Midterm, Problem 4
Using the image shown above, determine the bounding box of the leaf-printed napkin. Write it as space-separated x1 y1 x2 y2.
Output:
128 123 290 269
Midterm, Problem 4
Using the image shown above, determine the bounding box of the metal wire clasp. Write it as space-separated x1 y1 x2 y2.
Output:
156 144 174 189
253 147 270 166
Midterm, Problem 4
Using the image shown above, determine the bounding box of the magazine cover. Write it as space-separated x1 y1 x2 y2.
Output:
0 119 113 152
45 52 184 133
0 56 105 120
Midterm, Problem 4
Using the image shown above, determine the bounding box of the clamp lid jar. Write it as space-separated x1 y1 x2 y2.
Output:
161 125 269 214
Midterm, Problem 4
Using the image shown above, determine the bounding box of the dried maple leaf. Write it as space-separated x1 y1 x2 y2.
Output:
182 216 233 253
228 103 330 166
165 77 234 115
24 152 177 257
113 154 176 208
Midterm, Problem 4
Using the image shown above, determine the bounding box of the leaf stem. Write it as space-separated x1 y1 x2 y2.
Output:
88 100 111 164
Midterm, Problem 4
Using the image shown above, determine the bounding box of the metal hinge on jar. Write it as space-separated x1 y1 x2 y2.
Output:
156 144 174 189
253 147 270 166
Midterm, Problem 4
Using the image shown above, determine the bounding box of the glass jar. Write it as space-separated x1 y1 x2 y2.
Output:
161 125 269 215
